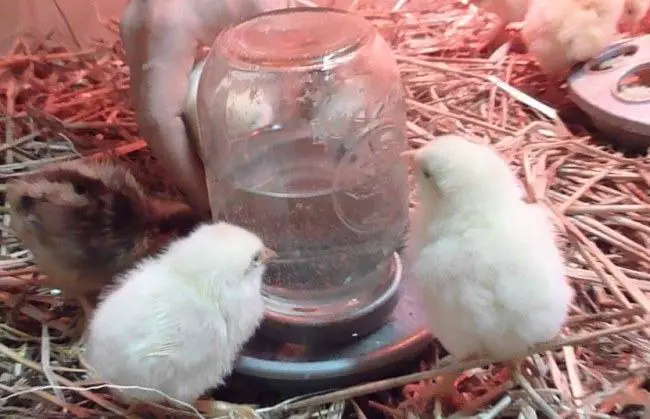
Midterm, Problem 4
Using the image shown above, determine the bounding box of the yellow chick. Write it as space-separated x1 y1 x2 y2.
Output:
519 0 628 97
84 222 276 416
400 135 572 414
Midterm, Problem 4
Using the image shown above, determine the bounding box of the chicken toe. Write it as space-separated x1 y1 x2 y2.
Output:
457 372 513 415
401 372 465 413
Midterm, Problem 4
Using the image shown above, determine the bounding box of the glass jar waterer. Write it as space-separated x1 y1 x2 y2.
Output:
184 7 429 389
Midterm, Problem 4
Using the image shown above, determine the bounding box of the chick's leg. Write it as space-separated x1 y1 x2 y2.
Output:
455 362 516 415
401 371 465 413
458 358 559 416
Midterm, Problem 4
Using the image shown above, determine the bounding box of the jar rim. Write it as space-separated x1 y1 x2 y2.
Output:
216 7 374 71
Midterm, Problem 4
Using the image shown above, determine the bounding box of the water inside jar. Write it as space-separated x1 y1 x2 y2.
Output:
221 133 407 313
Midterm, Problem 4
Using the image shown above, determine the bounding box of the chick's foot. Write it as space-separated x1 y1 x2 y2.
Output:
456 367 514 415
400 372 465 414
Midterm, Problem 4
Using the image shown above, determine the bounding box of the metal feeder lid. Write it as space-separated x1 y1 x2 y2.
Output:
567 35 650 150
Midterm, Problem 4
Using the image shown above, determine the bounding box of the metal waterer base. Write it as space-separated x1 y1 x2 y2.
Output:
233 271 432 393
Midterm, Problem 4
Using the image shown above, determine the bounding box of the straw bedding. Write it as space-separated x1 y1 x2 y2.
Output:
0 0 649 417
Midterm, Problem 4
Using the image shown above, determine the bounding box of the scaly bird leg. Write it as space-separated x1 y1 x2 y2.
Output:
456 363 516 415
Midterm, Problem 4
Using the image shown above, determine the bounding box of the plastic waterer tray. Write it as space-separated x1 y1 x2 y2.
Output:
567 35 650 151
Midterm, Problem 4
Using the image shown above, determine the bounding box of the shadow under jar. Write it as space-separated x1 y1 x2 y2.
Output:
196 7 409 346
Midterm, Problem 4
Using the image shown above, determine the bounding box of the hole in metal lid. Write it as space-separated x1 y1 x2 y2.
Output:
586 43 638 73
614 62 650 102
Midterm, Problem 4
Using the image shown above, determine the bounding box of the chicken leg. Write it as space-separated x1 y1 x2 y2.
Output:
401 370 466 413
401 359 522 416
455 362 516 415
457 358 561 417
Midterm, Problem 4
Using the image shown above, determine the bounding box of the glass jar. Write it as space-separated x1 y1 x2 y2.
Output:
195 7 409 345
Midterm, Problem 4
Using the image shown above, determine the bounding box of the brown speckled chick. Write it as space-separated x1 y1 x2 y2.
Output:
6 159 205 337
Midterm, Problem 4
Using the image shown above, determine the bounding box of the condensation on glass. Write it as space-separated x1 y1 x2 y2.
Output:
195 7 409 344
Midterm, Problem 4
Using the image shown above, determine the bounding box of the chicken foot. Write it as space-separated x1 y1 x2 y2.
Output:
401 359 538 416
454 365 514 415
401 370 466 413
457 359 560 417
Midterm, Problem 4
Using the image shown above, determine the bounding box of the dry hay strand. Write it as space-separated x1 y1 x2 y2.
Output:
1 0 650 418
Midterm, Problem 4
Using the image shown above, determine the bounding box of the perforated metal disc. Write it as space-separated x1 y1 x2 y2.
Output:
567 35 650 151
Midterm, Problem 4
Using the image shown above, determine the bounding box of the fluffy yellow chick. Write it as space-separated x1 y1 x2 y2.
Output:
400 135 573 414
83 222 276 415
520 0 627 93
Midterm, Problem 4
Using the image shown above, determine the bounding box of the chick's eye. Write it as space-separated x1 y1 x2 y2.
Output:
72 182 87 195
19 195 35 211
252 250 262 263
422 169 432 179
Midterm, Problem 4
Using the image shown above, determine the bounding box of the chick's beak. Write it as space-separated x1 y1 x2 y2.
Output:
260 247 277 264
